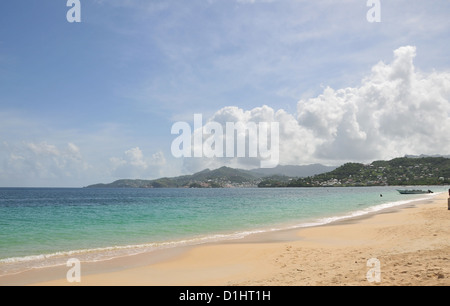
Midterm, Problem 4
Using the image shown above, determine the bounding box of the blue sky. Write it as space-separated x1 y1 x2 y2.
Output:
1 0 450 187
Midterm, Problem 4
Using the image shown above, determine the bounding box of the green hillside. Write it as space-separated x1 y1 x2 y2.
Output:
284 157 450 187
86 166 260 188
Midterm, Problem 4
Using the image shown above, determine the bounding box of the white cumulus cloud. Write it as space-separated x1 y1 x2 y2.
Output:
181 45 450 172
0 142 90 186
109 147 168 179
297 45 450 162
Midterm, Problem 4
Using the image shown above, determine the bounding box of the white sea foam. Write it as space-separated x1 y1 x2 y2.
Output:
0 231 269 275
292 192 439 228
0 192 441 276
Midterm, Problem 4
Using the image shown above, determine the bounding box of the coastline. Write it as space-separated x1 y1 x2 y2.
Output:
1 192 448 286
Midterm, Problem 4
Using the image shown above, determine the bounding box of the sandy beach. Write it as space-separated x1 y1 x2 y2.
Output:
1 192 449 286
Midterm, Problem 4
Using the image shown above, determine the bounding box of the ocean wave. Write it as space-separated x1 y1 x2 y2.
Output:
292 192 439 228
0 230 272 275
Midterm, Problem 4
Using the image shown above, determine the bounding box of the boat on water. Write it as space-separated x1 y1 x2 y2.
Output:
397 189 433 194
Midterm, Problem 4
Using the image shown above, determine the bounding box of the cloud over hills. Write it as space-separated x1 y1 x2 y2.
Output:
182 46 450 172
296 45 450 162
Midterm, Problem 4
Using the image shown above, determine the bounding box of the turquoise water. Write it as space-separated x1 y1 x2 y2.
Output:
0 186 445 275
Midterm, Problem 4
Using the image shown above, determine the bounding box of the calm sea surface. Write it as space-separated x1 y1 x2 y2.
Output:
0 186 444 275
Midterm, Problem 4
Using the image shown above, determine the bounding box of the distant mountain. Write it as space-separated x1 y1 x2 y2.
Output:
86 166 261 188
190 166 257 182
86 164 335 189
250 164 337 178
405 154 450 159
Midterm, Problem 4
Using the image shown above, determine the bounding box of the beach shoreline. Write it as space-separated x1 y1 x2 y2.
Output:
1 192 448 286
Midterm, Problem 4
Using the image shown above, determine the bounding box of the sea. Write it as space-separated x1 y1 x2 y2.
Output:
0 186 446 276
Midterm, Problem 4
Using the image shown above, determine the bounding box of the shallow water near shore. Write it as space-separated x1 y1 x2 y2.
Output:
0 186 445 275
